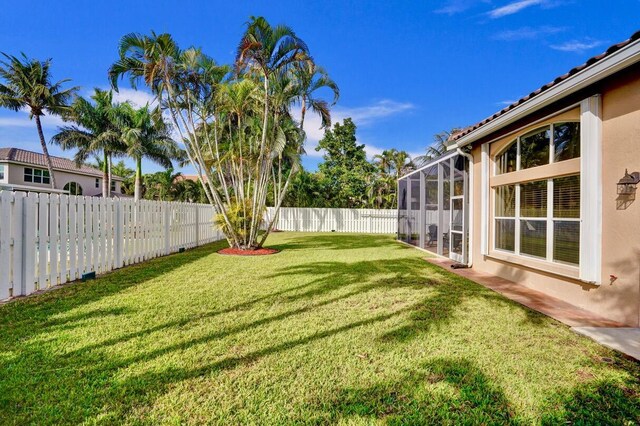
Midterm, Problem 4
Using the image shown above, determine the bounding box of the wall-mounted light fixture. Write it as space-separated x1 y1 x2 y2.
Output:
617 169 640 196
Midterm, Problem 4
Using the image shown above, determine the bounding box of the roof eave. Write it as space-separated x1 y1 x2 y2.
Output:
451 37 640 150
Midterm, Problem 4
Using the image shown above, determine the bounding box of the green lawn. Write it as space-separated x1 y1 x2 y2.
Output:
0 233 638 425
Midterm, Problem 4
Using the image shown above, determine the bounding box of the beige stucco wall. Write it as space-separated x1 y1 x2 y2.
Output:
469 72 640 327
3 162 121 196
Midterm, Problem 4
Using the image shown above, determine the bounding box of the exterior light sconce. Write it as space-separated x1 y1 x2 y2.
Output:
617 169 640 196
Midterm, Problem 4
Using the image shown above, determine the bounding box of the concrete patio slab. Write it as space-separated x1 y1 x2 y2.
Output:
572 327 640 361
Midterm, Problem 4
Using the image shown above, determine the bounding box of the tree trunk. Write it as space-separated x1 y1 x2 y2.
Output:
135 157 142 201
34 115 57 189
102 151 108 198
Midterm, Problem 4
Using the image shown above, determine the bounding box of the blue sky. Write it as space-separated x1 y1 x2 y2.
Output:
1 0 639 173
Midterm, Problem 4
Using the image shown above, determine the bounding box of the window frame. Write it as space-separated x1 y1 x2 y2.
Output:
24 167 50 185
0 164 5 181
491 120 581 271
494 121 580 176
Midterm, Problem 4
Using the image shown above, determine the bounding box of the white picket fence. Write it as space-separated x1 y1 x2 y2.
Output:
266 207 397 234
0 190 222 301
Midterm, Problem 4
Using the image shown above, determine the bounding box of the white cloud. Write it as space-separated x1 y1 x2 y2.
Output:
488 0 545 18
496 100 517 106
434 0 494 15
0 110 66 129
550 39 606 53
492 26 565 41
298 99 415 159
110 88 157 108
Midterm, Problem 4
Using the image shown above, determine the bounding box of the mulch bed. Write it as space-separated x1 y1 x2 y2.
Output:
217 247 280 256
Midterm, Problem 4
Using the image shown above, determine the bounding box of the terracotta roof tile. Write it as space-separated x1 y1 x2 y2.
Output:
453 30 640 141
0 147 123 180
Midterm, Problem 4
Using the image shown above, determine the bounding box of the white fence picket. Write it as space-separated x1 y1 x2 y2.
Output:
0 190 223 301
0 191 12 299
265 207 397 234
1 190 397 302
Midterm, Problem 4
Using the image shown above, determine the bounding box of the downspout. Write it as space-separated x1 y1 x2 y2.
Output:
457 148 473 268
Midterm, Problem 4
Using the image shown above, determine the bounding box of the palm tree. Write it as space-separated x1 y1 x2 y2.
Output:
110 160 135 195
117 103 183 200
51 89 125 197
414 128 462 166
0 53 77 188
143 168 182 201
109 20 337 250
235 16 311 244
292 62 339 130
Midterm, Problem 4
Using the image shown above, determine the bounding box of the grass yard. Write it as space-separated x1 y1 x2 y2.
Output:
0 233 638 425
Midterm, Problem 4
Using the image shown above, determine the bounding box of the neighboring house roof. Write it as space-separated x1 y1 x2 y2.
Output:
0 147 124 180
452 29 640 145
174 174 206 183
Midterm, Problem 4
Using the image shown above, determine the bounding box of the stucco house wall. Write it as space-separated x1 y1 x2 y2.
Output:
2 162 120 196
468 68 640 327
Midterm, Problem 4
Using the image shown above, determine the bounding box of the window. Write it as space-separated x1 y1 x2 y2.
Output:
494 176 580 266
0 164 4 180
95 178 100 188
520 127 550 169
553 175 580 265
495 122 580 175
24 167 50 184
111 180 116 192
495 185 516 252
553 122 580 162
496 141 517 174
63 182 83 196
492 120 581 268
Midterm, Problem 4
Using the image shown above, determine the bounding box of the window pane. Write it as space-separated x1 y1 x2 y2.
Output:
34 169 42 177
554 175 580 218
452 232 463 255
520 220 546 258
495 185 515 217
0 165 4 180
452 198 463 231
43 176 50 184
520 127 550 170
554 122 580 162
495 219 515 252
520 180 547 217
554 221 579 265
497 141 517 174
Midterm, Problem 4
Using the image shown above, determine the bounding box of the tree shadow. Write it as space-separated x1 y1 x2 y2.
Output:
313 357 517 425
0 240 227 350
270 233 407 251
541 378 640 424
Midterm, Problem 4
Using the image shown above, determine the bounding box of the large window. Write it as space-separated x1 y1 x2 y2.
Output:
24 167 50 184
496 122 580 175
0 164 5 181
495 176 580 265
493 121 581 267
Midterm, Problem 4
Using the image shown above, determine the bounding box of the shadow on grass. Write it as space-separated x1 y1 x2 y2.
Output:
270 233 407 251
540 378 640 424
0 233 638 423
0 240 227 347
315 357 517 425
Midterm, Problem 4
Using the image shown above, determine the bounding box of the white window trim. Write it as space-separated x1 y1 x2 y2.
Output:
480 143 489 255
490 119 584 273
579 95 602 284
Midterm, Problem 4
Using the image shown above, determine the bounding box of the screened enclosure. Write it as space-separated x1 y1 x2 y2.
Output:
397 152 469 264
